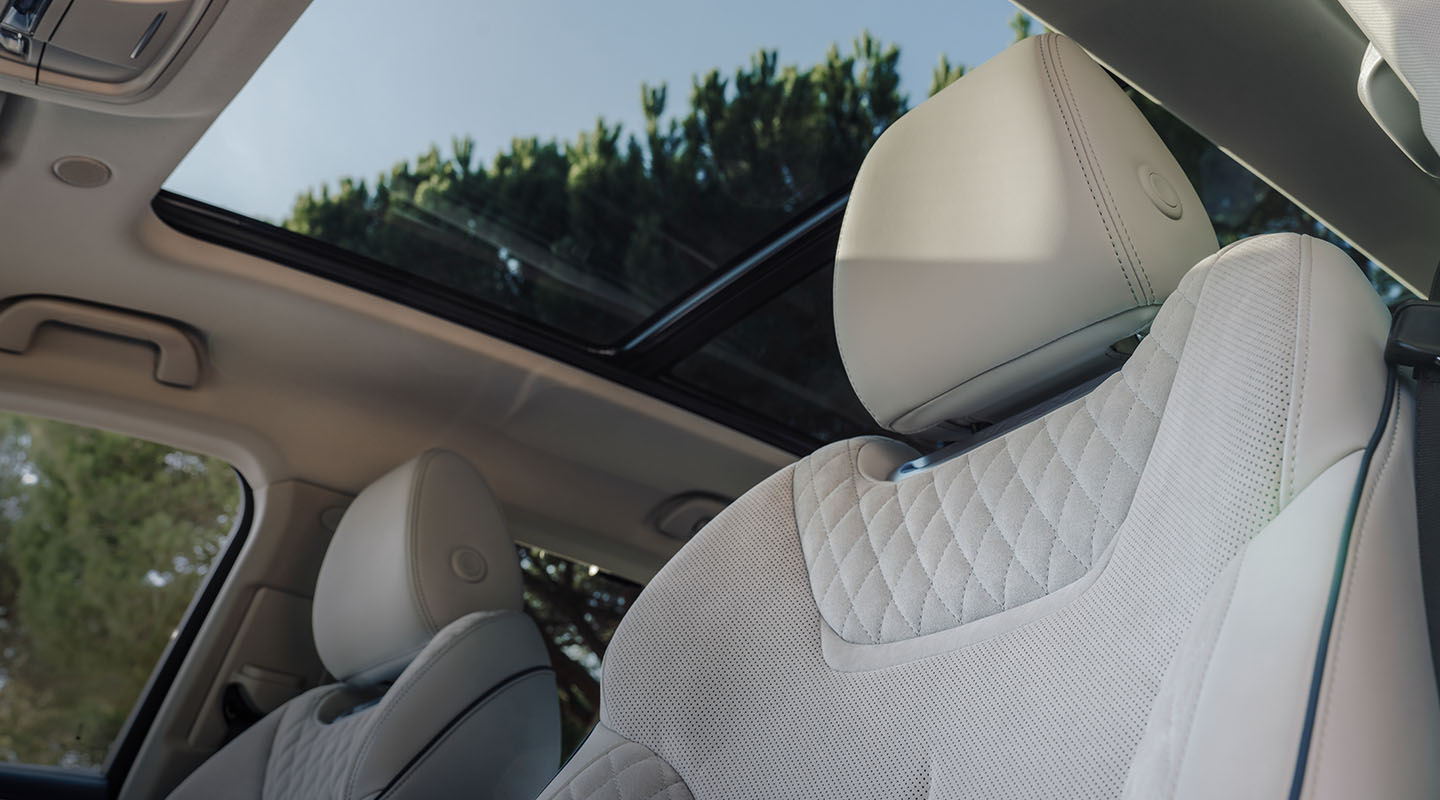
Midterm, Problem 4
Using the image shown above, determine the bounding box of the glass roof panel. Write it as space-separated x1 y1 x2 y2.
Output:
163 0 1021 342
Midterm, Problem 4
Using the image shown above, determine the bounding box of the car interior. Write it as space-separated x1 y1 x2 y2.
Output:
0 0 1436 798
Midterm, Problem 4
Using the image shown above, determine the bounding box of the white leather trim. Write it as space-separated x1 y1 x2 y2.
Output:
1155 452 1361 799
345 611 551 799
834 34 1216 432
1279 235 1391 508
1303 388 1440 798
165 707 283 800
366 671 559 800
312 449 522 685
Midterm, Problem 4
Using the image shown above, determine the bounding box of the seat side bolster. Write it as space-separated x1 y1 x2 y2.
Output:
1305 388 1440 799
1124 451 1360 799
375 670 560 800
536 723 692 800
349 610 557 799
165 704 283 800
1281 235 1390 506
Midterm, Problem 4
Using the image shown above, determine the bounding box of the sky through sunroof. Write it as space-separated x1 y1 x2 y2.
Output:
166 0 1019 222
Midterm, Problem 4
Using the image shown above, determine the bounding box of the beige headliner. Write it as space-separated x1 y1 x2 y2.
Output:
0 0 793 582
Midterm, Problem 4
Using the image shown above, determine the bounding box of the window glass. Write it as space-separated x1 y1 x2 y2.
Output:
1128 92 1413 307
0 415 240 769
516 545 642 759
164 0 1021 342
670 265 878 444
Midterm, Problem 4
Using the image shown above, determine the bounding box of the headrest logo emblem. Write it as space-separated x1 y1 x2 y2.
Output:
449 547 488 583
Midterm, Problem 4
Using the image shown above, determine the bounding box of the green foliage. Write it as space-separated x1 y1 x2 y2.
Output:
1009 12 1034 43
283 32 910 342
929 55 966 97
0 415 238 768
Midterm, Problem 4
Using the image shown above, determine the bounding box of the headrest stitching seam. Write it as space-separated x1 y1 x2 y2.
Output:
1038 34 1141 306
1052 39 1156 304
408 453 440 635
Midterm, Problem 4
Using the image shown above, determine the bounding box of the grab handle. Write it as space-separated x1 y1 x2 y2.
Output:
0 297 202 388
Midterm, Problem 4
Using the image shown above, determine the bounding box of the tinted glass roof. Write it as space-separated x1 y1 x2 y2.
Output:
165 0 1019 342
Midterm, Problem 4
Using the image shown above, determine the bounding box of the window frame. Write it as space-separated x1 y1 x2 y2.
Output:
151 189 844 456
0 466 256 800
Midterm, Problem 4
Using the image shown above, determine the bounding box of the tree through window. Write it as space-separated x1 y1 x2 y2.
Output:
516 545 642 759
0 414 240 769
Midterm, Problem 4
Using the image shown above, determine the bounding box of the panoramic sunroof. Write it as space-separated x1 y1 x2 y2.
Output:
162 0 1406 451
163 0 1020 344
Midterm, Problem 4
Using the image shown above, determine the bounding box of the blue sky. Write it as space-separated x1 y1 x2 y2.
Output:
166 0 1021 222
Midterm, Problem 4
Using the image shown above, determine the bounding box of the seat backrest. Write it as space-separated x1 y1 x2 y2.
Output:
536 34 1440 800
169 449 559 800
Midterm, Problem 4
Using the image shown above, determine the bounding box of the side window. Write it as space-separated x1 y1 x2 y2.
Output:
0 414 240 770
1128 91 1415 307
516 545 642 759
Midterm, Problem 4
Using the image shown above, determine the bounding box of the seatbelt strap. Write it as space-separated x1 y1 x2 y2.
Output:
1384 268 1440 690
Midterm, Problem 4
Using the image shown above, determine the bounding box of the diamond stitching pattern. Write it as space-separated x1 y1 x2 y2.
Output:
795 281 1200 645
548 740 693 800
263 689 369 799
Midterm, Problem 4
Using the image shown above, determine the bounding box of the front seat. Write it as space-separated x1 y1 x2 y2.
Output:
169 449 559 800
536 34 1440 799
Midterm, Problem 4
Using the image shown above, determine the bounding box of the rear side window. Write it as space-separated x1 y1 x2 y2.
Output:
516 545 642 759
0 414 240 769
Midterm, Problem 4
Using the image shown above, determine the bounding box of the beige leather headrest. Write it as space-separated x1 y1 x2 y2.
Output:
312 449 522 685
834 34 1217 433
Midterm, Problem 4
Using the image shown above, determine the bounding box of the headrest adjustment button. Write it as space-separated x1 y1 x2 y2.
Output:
450 547 488 582
1139 165 1184 219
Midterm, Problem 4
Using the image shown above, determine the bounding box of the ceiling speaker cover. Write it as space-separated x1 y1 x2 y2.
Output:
52 155 111 187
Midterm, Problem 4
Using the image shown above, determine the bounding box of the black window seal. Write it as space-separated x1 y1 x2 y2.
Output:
150 191 835 454
0 764 106 800
102 468 257 797
609 192 848 374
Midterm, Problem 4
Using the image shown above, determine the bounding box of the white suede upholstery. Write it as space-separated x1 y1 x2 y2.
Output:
834 34 1216 432
169 450 558 800
539 33 1440 800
